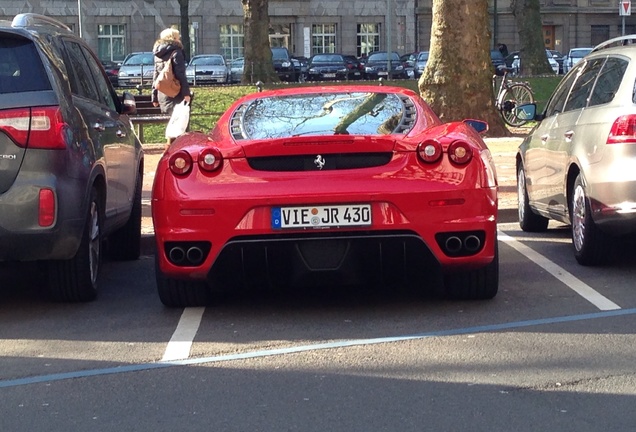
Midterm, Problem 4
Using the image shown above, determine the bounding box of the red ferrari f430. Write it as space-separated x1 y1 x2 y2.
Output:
152 85 498 307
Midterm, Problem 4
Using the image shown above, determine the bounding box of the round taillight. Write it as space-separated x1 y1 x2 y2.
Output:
417 140 442 163
448 141 473 164
198 147 223 172
169 151 193 175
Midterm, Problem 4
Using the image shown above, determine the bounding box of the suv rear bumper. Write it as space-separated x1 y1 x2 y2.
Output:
0 176 85 261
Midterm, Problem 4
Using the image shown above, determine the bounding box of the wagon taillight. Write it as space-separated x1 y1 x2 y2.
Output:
607 115 636 144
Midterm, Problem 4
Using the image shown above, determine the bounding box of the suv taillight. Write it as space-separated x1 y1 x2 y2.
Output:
607 115 636 144
0 106 68 149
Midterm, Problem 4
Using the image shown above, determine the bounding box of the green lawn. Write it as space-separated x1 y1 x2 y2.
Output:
127 75 561 144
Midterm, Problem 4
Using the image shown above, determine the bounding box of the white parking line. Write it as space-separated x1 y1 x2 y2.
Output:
499 231 621 311
162 307 205 361
4 307 636 389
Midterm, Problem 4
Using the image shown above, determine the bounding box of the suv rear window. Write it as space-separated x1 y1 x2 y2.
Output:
0 36 51 93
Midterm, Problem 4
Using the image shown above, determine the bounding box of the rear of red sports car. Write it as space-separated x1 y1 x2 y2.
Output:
152 85 498 307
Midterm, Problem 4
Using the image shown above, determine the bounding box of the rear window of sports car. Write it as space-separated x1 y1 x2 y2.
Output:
234 92 415 139
0 36 51 93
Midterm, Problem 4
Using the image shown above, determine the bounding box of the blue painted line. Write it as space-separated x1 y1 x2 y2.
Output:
2 307 636 389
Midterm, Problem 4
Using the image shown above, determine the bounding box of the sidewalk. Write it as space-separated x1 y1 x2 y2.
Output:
484 136 523 223
140 137 522 240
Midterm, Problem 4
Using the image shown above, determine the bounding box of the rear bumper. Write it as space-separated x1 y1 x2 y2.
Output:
590 180 636 235
153 186 498 285
0 175 85 261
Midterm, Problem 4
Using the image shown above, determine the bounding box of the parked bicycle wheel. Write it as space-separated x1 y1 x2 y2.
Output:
499 83 534 127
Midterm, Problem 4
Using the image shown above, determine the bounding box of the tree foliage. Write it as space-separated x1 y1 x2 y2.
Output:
419 0 509 136
510 0 553 75
241 0 279 84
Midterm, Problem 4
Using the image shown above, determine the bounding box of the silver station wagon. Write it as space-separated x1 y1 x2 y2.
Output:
517 35 636 265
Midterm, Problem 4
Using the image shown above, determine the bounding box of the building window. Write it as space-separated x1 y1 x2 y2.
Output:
357 23 380 57
311 24 337 54
220 25 244 60
591 25 610 46
97 24 126 62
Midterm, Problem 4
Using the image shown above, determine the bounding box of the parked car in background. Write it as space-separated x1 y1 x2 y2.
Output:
0 13 144 301
151 84 498 307
506 50 559 75
100 60 120 86
364 51 408 80
548 49 565 74
186 54 229 85
342 55 364 79
229 57 244 83
400 52 418 79
306 53 358 81
563 47 593 73
271 47 298 82
291 56 308 81
117 51 154 87
516 35 636 266
414 51 429 78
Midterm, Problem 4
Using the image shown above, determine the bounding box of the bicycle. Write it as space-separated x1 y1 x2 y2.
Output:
492 67 535 127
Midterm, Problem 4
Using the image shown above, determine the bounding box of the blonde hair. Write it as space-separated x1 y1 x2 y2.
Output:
159 28 180 41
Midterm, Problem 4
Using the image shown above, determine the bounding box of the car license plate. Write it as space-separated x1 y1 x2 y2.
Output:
272 204 372 229
378 71 388 76
323 73 336 78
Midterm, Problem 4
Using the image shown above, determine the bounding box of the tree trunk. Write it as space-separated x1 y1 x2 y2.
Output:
178 0 190 61
419 0 509 137
242 0 279 84
510 0 553 75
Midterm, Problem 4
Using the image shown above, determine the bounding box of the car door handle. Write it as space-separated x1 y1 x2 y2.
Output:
93 122 105 132
564 130 574 140
541 134 549 143
116 130 127 138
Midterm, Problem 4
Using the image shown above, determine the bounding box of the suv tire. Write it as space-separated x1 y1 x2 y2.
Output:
47 187 102 302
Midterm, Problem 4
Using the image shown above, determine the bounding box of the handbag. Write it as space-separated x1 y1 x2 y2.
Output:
154 53 181 98
165 101 191 139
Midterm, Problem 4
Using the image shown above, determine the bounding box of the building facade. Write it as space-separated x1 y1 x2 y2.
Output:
1 0 634 62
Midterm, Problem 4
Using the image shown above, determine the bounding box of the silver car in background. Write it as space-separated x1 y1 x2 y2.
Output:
229 57 244 83
117 51 154 87
563 47 593 73
186 54 229 85
414 51 429 78
516 35 636 265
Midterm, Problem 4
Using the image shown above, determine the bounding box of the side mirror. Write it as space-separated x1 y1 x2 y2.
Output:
515 103 537 122
121 91 137 115
463 119 489 134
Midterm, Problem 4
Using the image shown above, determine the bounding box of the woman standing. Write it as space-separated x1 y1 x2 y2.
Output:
151 28 191 150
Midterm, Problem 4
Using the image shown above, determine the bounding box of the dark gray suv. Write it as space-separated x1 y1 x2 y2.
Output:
0 13 143 301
